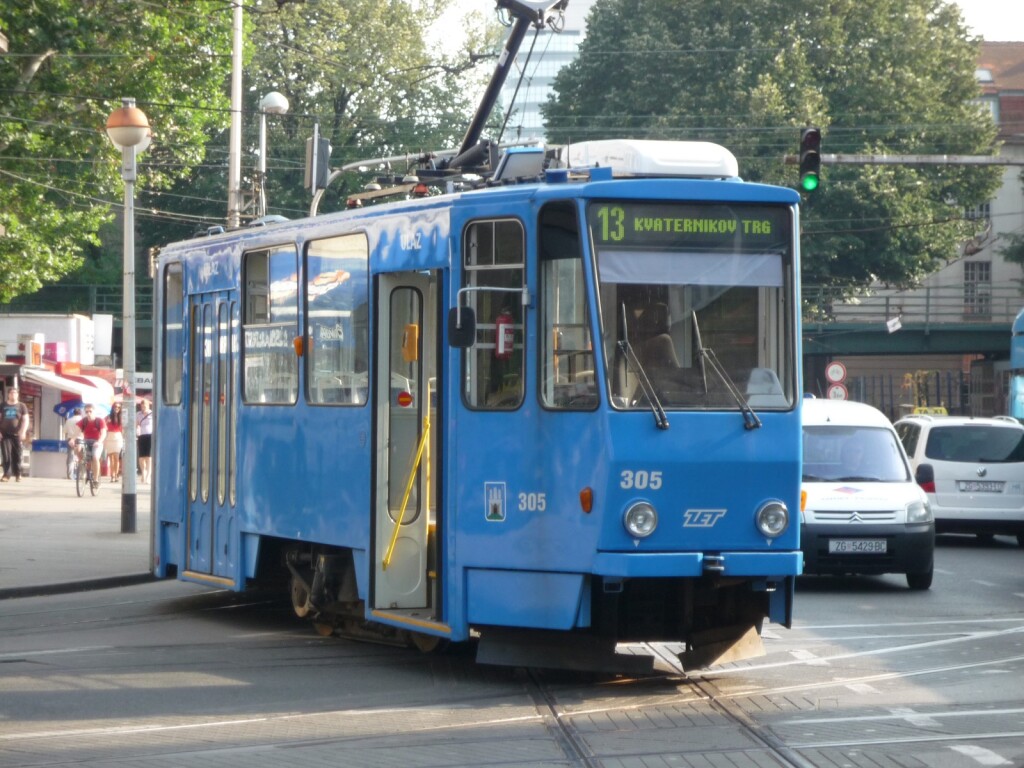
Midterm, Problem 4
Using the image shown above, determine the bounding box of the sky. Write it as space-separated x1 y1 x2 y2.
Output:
956 0 1024 41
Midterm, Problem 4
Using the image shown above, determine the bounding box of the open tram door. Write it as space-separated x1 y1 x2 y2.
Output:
372 271 443 634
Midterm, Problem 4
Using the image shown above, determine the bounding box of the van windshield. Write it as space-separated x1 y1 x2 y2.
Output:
803 425 910 483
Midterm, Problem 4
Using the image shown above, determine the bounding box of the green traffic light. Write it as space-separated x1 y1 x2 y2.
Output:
801 173 819 192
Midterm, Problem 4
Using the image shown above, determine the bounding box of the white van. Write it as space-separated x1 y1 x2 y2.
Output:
802 398 935 590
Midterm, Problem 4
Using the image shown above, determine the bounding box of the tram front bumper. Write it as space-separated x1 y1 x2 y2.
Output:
592 550 803 578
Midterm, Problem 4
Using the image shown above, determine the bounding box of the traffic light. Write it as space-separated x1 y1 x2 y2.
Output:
799 127 821 192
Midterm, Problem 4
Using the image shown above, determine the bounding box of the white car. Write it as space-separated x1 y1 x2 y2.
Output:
894 414 1024 546
802 399 934 589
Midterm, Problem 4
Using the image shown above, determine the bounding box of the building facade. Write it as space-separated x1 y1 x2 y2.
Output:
808 41 1024 419
497 0 596 142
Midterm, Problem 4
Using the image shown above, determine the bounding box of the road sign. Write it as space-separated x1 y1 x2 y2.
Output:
827 383 849 400
825 361 847 383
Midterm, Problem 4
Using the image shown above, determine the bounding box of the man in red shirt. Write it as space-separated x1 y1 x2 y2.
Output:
76 405 107 487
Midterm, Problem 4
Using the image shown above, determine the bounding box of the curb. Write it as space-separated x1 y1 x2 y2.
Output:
0 573 155 601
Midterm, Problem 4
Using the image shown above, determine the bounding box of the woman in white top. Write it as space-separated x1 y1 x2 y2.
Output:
136 399 153 483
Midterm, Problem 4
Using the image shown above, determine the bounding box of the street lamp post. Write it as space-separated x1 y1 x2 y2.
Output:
106 98 150 535
257 91 289 219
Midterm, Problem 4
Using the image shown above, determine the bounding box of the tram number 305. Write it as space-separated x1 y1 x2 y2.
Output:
518 493 547 512
620 470 663 491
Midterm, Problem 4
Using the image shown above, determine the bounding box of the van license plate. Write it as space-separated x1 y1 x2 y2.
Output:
958 480 1004 493
829 539 886 554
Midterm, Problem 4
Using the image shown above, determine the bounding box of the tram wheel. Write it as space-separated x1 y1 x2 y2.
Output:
411 632 447 654
313 622 335 637
290 574 312 618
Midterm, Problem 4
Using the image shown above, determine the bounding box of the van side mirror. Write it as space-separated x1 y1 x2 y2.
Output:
448 307 476 348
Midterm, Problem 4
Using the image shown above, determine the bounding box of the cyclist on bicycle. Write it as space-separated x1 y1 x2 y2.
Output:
64 408 83 479
74 405 107 486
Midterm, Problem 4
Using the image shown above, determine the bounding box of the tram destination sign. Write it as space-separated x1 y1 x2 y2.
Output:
590 202 790 248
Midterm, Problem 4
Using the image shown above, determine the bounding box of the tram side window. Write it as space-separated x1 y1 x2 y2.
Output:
242 246 299 404
304 233 370 405
539 202 597 410
462 219 525 410
163 263 184 405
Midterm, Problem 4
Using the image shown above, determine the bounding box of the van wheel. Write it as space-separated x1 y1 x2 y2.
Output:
907 567 933 591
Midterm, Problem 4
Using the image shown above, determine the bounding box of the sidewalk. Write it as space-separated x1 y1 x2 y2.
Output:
0 475 153 599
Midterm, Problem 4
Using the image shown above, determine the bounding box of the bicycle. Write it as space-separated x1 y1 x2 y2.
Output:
72 439 100 497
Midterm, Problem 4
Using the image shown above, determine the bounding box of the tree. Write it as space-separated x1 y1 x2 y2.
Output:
542 0 1002 292
0 0 234 303
136 0 498 252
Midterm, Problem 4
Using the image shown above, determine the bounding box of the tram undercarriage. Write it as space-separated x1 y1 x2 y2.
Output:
278 542 786 673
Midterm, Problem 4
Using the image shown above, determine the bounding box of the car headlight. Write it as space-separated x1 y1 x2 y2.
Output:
906 500 932 524
623 502 657 538
756 500 789 538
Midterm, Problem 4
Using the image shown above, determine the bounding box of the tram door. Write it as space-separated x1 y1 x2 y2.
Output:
373 272 437 610
185 291 238 582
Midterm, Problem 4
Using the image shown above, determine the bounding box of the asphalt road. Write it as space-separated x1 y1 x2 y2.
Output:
0 534 1022 768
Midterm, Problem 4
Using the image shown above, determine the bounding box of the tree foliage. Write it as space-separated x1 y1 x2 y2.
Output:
543 0 1002 291
1 1 495 302
0 0 234 303
139 0 497 250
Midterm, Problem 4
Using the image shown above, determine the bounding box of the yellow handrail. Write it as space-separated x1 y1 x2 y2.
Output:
383 379 432 570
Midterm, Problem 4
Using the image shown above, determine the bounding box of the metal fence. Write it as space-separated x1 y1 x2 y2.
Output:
803 283 1023 327
842 369 971 422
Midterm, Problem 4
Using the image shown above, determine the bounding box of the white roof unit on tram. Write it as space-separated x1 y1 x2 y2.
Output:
561 139 739 179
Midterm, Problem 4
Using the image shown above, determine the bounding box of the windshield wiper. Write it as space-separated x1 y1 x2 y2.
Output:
691 311 761 430
620 304 669 430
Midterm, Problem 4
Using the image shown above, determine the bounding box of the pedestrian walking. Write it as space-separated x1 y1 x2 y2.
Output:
104 403 124 481
137 399 153 483
1 387 30 482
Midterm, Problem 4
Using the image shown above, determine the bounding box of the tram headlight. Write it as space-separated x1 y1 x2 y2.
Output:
623 502 658 538
755 500 789 538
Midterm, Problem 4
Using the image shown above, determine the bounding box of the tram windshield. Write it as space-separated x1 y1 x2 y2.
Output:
590 201 796 412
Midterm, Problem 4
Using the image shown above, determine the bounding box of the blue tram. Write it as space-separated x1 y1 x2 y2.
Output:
1011 308 1024 421
151 138 803 671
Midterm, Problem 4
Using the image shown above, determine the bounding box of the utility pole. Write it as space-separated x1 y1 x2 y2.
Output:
227 1 243 227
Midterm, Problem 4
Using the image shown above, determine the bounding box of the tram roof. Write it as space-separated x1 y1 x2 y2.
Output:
160 140 801 256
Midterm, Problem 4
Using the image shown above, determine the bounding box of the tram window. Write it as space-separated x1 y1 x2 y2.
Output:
304 233 370 405
163 263 184 406
539 202 597 410
242 246 299 404
462 219 525 410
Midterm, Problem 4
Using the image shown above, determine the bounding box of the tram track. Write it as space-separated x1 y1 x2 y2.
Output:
517 629 1024 768
646 643 819 768
3 584 1023 767
525 667 602 767
521 645 818 768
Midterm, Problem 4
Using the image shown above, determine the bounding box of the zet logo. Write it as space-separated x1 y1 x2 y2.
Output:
683 509 726 528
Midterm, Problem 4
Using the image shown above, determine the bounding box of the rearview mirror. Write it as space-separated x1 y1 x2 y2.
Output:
448 307 476 348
